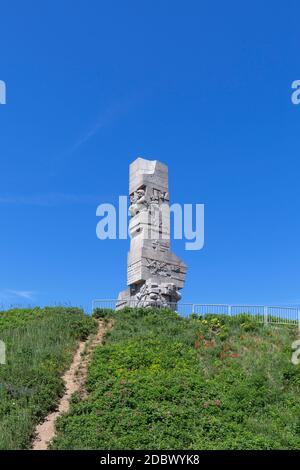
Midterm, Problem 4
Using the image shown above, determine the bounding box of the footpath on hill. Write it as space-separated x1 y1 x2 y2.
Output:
32 319 112 450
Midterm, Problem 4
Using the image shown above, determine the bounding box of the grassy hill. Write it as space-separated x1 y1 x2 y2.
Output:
0 307 96 450
51 308 300 450
1 306 299 450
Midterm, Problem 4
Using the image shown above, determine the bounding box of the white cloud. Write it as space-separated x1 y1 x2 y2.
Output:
60 89 148 160
0 289 36 301
0 193 100 207
6 290 35 300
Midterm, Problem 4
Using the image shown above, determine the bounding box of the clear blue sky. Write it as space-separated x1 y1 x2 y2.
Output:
0 0 299 311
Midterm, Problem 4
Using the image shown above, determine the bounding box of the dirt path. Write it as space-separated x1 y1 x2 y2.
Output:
32 319 111 450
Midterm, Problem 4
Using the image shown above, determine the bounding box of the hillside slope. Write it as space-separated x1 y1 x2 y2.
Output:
0 307 96 449
52 308 300 450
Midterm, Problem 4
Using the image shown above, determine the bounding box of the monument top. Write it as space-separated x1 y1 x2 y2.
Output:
130 157 168 194
131 157 168 172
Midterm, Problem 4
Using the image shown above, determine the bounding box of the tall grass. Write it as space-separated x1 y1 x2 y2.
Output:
0 307 96 449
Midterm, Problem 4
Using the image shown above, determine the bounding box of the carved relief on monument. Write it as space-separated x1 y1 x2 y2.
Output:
145 258 171 277
150 188 169 204
129 186 149 216
151 240 169 252
134 279 182 308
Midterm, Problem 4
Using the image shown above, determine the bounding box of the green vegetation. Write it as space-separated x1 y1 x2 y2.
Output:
93 307 115 319
52 308 300 450
0 307 96 450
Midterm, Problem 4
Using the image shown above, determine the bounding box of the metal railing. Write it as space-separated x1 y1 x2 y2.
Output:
91 300 300 329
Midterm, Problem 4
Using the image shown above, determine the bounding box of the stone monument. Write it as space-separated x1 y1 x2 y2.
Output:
117 157 187 310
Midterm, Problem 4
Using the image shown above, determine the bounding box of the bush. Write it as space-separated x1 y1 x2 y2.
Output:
92 308 115 319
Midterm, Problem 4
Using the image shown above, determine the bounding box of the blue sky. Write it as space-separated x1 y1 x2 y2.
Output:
0 0 299 311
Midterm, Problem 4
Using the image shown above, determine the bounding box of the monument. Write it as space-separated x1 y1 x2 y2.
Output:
117 157 187 310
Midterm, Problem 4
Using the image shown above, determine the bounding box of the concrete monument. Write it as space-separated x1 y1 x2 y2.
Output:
117 157 187 310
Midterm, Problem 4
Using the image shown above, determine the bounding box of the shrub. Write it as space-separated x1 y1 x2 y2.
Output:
92 308 115 319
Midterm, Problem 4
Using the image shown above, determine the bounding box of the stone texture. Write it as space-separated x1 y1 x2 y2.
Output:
117 157 187 310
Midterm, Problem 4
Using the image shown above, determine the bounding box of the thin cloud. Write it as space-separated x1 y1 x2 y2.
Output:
46 88 151 173
61 89 149 160
69 96 134 155
0 193 101 207
0 289 36 301
6 290 35 300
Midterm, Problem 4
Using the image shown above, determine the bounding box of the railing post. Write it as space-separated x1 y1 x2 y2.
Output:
192 304 195 314
228 305 232 316
298 309 300 334
264 306 268 326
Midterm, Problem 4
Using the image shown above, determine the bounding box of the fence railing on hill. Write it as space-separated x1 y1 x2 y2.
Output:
91 300 300 329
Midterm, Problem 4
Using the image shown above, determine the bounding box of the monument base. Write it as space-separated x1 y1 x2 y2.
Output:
116 279 181 311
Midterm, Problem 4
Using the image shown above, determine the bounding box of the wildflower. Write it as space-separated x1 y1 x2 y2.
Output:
215 400 221 407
